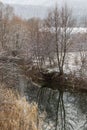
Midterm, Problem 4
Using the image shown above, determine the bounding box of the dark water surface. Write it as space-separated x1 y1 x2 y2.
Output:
37 88 87 130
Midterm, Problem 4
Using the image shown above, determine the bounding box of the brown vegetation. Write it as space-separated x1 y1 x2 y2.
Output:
0 84 45 130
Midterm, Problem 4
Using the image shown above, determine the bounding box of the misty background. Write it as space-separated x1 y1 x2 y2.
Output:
1 0 87 23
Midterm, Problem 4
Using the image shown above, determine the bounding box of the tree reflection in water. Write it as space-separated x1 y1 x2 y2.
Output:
37 87 66 130
37 87 87 130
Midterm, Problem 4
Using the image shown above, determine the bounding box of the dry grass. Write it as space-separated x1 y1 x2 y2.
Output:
0 84 45 130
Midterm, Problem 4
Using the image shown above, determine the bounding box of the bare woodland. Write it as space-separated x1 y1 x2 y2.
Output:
0 1 87 130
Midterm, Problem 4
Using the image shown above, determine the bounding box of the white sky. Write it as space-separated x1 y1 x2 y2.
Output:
1 0 85 7
1 0 51 5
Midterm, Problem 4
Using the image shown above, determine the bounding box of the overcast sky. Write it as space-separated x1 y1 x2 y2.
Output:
1 0 67 6
1 0 51 5
1 0 86 7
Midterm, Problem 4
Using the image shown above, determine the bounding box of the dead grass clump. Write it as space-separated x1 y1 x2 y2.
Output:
0 84 45 130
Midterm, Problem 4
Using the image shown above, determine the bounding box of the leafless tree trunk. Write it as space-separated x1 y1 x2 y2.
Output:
45 4 75 75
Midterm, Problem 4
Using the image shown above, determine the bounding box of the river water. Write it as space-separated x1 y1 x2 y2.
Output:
37 88 87 130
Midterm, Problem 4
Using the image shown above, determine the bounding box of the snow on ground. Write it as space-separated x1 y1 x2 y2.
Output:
41 27 87 34
48 51 87 75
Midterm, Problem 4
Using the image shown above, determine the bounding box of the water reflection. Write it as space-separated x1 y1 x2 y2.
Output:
37 88 87 130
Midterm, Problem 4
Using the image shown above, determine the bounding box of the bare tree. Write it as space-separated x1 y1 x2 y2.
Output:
45 4 75 75
0 2 14 51
27 18 45 68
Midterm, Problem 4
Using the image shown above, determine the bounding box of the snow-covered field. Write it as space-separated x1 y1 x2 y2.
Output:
48 51 87 76
41 27 87 34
